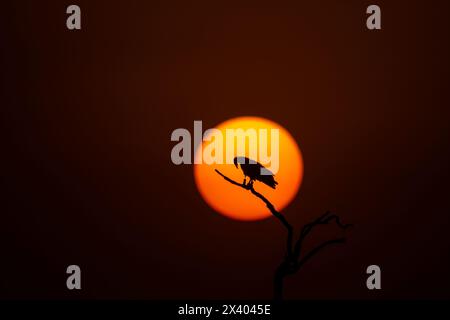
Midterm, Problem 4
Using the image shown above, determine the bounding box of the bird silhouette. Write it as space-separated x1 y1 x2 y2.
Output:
233 156 278 189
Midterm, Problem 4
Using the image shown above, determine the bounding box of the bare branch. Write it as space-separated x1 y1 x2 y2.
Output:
293 213 352 260
215 169 294 257
214 168 351 300
295 238 346 272
215 169 249 189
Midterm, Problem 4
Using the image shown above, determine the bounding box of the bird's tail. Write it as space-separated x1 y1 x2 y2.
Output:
260 175 278 189
268 180 278 189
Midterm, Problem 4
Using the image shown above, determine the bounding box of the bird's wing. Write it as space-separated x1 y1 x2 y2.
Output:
257 173 278 189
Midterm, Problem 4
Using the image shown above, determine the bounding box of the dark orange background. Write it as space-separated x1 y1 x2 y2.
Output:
1 0 450 299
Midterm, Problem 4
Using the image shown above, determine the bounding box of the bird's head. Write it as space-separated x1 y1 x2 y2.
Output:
234 156 253 168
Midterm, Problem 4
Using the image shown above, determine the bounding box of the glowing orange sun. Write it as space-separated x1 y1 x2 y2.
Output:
194 117 303 221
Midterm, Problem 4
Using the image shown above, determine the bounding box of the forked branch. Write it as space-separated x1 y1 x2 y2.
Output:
214 169 352 300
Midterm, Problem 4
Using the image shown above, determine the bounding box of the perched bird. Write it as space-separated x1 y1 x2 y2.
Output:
233 156 278 189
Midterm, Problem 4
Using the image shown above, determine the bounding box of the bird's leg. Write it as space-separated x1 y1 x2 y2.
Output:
243 176 247 186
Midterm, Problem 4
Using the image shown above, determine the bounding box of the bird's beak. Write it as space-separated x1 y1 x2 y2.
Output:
233 158 238 169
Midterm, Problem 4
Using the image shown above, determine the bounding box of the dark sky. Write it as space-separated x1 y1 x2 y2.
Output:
1 0 450 299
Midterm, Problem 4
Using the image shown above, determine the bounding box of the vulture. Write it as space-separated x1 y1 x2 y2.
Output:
233 156 278 189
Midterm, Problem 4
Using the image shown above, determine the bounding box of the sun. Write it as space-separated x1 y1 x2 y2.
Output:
194 116 303 221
